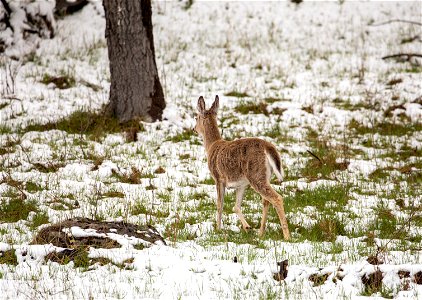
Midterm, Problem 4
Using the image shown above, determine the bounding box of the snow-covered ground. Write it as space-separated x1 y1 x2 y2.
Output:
0 1 421 299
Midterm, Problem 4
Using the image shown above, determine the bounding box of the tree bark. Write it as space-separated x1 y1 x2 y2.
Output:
103 0 165 123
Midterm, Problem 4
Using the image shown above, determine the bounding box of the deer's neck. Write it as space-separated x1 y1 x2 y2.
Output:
203 118 222 153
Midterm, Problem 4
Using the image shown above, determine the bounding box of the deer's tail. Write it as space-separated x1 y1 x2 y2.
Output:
265 146 284 182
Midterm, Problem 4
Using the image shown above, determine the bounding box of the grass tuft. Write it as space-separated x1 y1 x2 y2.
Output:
30 211 50 229
302 134 349 180
0 250 18 266
348 119 422 136
234 101 268 115
0 197 38 223
285 185 349 213
224 91 250 98
166 129 200 144
22 109 144 141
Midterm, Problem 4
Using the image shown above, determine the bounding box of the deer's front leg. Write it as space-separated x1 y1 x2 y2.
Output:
215 181 225 230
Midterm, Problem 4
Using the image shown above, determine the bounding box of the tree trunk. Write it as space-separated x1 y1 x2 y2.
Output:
103 0 165 123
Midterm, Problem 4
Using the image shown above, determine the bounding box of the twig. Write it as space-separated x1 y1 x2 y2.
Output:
0 0 11 14
382 53 422 60
371 19 422 27
0 0 13 32
0 171 27 200
2 95 23 102
306 150 322 163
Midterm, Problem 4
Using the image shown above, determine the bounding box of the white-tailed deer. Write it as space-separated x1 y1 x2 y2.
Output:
194 95 290 239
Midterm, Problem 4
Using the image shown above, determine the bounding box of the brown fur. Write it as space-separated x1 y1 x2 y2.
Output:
194 96 290 239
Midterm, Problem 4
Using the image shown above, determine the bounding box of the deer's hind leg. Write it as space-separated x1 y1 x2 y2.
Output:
265 192 290 240
233 184 251 231
259 198 270 237
215 181 225 230
248 180 290 240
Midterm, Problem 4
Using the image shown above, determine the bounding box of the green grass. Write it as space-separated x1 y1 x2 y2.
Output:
369 205 401 240
224 91 250 98
201 229 267 248
46 247 91 270
45 247 133 271
403 65 422 73
132 202 170 218
379 146 421 161
290 218 347 242
0 250 18 266
262 125 290 143
29 211 50 229
348 119 422 136
166 129 200 145
285 185 349 213
368 168 392 182
234 101 268 115
309 273 330 287
157 191 171 202
329 242 344 254
25 181 43 193
263 97 287 104
49 199 73 211
0 196 39 223
22 109 144 141
193 185 350 244
302 130 349 180
333 98 372 111
101 190 125 198
72 247 91 270
164 214 199 242
179 153 191 160
0 125 12 134
190 192 208 200
199 177 215 185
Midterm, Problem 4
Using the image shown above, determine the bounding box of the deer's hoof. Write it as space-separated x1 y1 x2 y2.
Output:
243 225 252 232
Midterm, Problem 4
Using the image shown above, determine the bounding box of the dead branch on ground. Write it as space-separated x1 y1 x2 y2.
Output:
382 53 422 61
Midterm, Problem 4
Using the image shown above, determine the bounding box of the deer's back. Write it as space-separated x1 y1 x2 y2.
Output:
207 137 275 185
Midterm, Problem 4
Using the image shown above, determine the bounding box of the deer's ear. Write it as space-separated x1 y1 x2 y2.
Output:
210 95 219 114
197 96 206 114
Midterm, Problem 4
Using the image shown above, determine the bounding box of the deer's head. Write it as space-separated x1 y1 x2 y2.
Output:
194 95 219 137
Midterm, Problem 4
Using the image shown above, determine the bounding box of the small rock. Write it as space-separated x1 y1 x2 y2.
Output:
362 270 383 293
273 259 288 281
398 270 410 279
415 271 422 284
154 166 166 174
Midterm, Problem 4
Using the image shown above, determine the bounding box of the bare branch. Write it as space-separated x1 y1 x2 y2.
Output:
306 150 322 163
382 53 422 60
0 0 12 16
